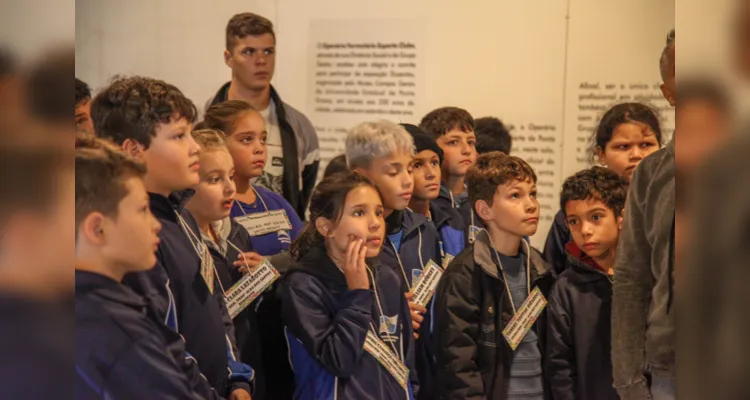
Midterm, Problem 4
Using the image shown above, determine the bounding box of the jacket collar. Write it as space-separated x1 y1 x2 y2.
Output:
290 245 381 290
564 242 613 282
149 189 195 222
472 229 547 281
386 209 430 237
75 270 145 308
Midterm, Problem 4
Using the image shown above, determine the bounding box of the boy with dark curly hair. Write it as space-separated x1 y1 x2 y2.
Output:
545 166 628 400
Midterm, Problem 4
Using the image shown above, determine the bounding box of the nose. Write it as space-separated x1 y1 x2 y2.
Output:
581 221 594 236
630 145 644 161
402 170 414 190
369 213 382 232
226 178 237 196
425 164 437 180
461 140 472 155
152 215 162 235
187 133 201 156
525 197 538 214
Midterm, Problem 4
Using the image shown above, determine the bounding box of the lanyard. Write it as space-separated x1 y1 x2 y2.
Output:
490 239 531 314
178 212 226 295
235 186 270 215
387 229 424 291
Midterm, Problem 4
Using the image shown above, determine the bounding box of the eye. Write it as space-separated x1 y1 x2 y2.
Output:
431 160 440 167
530 191 537 198
468 139 476 146
592 214 602 221
175 133 185 140
241 136 253 144
242 48 255 55
141 206 150 214
617 144 629 150
375 209 384 217
640 142 654 148
353 210 364 217
208 177 221 184
510 193 520 199
449 140 459 145
567 219 577 226
264 48 275 55
413 161 422 169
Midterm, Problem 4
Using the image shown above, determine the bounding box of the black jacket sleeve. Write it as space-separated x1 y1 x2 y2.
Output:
543 210 570 276
282 273 373 377
434 272 486 400
545 281 576 400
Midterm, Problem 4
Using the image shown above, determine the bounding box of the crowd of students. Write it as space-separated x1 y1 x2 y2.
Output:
73 12 696 400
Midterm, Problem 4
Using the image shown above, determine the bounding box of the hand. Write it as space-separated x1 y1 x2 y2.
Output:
405 292 426 339
343 236 370 290
229 388 252 400
234 251 264 273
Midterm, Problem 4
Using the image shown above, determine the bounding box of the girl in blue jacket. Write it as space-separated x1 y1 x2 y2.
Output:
282 171 418 400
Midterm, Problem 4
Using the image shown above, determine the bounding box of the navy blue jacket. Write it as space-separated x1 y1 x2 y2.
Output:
430 202 466 262
76 270 201 399
432 185 484 246
380 209 441 400
123 191 251 398
282 246 418 400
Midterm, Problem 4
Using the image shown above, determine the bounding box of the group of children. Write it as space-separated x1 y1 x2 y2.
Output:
74 69 668 400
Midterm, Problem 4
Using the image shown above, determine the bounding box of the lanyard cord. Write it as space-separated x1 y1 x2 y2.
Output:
235 185 270 216
490 239 531 315
365 266 402 359
388 229 424 291
179 213 227 295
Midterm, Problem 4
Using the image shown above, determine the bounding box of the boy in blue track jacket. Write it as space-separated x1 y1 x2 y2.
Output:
282 171 418 399
91 76 252 399
75 136 202 399
347 121 441 400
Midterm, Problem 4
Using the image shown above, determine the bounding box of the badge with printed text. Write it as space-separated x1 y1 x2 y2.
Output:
469 225 482 244
411 260 444 307
502 287 547 350
225 259 280 319
442 253 455 269
363 330 409 388
411 269 423 288
235 209 292 237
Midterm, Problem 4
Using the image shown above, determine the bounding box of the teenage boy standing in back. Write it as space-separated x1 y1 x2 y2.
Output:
208 12 319 218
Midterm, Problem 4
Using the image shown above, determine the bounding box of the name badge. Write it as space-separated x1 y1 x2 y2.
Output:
363 330 409 388
411 269 423 288
225 259 280 319
410 260 443 307
442 253 455 269
235 209 292 237
502 287 547 350
468 225 482 244
200 245 215 294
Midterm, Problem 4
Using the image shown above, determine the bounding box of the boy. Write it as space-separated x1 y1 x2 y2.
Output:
208 12 319 218
475 116 512 155
91 76 253 400
545 167 628 400
75 135 200 398
419 107 479 242
434 151 553 400
75 77 94 134
346 120 441 400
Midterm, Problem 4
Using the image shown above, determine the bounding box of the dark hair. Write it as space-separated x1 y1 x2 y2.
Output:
25 47 75 123
75 134 147 234
323 154 349 178
75 77 92 107
560 166 628 218
419 106 474 139
90 76 197 147
475 117 512 154
199 100 255 135
226 13 276 51
467 151 536 215
675 77 730 113
660 28 675 81
290 171 380 260
590 102 663 163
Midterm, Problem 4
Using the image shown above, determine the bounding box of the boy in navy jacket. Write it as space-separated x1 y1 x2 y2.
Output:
545 167 628 400
346 121 441 400
75 135 201 399
91 76 252 399
419 107 480 243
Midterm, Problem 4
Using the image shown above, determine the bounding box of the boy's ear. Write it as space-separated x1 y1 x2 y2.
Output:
122 139 146 160
224 49 233 67
595 147 607 166
80 212 108 246
315 216 334 238
617 210 625 231
475 199 493 222
353 167 369 179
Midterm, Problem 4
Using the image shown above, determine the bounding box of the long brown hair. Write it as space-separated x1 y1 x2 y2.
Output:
197 100 255 135
290 171 380 260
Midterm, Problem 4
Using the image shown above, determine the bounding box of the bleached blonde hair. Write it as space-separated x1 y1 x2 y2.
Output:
345 120 414 169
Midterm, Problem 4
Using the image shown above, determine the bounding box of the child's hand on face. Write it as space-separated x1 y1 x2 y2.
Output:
405 292 426 339
234 251 265 273
343 236 370 291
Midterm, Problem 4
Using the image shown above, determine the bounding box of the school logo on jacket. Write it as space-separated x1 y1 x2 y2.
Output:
277 229 291 245
379 315 398 342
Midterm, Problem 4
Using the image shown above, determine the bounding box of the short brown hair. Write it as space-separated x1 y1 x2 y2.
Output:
75 133 146 234
197 100 255 136
419 106 474 139
226 13 276 50
467 151 537 213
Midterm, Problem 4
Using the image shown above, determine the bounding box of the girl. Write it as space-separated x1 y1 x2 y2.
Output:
282 171 418 400
185 128 268 399
200 100 302 399
543 102 663 276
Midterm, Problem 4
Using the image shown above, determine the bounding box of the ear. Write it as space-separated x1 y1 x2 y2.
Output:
474 199 493 222
224 49 233 68
315 216 334 238
122 139 146 160
617 209 625 231
660 84 675 107
595 146 607 167
80 212 108 246
353 167 370 179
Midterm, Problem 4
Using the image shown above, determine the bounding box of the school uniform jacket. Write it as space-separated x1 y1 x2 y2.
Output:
434 229 554 400
542 210 570 277
208 84 320 219
430 202 466 261
281 246 419 400
380 209 441 400
122 190 252 398
75 270 201 399
545 243 618 400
